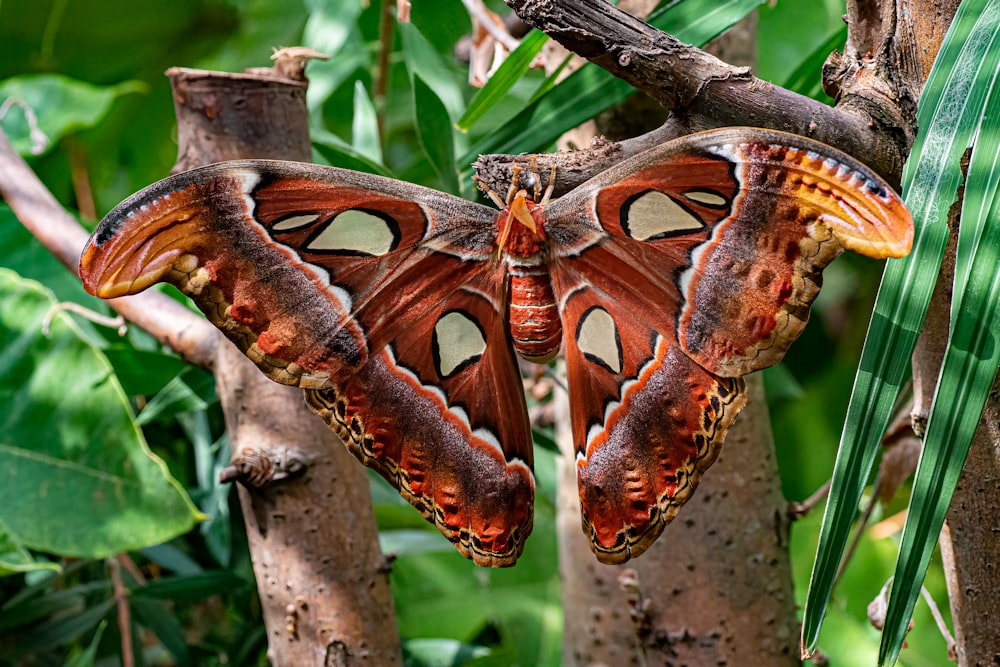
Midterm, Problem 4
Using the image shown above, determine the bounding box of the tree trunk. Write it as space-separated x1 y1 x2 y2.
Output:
167 63 402 666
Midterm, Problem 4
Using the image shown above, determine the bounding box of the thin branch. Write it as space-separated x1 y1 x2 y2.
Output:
107 555 135 667
0 129 219 369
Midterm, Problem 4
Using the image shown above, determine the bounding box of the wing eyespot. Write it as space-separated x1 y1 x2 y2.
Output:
620 190 706 241
575 306 623 375
305 208 402 256
433 310 488 379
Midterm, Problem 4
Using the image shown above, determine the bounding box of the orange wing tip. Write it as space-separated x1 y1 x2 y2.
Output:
828 214 915 259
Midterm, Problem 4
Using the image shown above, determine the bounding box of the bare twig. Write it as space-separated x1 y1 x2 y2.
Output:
43 301 127 337
107 556 135 667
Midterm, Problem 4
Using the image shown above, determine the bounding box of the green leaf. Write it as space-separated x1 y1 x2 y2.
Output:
301 0 368 113
64 620 106 667
0 530 61 577
779 25 846 100
411 73 460 194
135 367 215 425
403 638 490 666
20 598 116 652
0 74 145 156
802 0 1000 654
399 22 466 121
131 571 247 602
312 126 394 176
0 269 203 557
101 347 187 397
140 543 203 576
456 29 548 132
130 596 192 665
351 80 382 163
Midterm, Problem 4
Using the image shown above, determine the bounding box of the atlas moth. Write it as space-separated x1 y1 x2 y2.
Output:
80 127 913 567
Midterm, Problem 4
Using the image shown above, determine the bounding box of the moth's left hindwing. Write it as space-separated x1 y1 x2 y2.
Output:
80 160 535 567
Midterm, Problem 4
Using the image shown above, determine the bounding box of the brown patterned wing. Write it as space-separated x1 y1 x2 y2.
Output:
80 160 534 567
545 127 913 562
555 278 746 563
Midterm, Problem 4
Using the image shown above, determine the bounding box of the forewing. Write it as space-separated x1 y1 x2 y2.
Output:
547 127 914 378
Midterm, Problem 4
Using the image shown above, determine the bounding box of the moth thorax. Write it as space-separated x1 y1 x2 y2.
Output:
508 263 561 363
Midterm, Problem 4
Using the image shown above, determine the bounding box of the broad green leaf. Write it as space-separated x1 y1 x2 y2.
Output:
456 29 548 132
0 269 203 557
411 73 460 194
880 43 1000 665
460 0 764 163
352 80 382 163
0 74 144 156
802 0 1000 653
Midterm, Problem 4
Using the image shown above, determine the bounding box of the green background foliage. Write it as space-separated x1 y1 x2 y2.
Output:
0 0 955 664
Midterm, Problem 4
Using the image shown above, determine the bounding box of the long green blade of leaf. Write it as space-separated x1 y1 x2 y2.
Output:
802 0 1000 652
460 0 764 164
879 52 1000 666
457 29 548 132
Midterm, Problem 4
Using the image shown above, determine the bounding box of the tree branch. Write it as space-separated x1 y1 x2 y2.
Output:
501 0 910 186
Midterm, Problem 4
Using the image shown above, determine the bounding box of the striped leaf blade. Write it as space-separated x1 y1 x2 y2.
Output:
801 0 1000 653
879 51 1000 666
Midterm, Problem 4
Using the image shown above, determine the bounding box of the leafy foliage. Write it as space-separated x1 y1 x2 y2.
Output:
0 0 960 665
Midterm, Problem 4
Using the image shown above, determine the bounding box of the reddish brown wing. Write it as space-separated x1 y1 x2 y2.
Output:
545 127 913 563
79 160 533 567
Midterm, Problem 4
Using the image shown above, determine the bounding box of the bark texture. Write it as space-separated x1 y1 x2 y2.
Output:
167 66 402 666
940 391 1000 666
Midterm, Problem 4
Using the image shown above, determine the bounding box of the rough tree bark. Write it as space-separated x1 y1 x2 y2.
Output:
165 64 402 666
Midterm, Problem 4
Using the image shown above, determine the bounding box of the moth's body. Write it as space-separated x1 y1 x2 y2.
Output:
79 127 913 568
497 190 562 363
